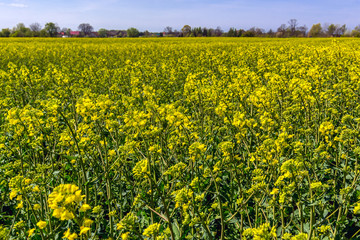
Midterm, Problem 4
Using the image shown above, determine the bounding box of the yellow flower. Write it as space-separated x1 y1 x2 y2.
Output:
63 229 71 238
290 233 308 240
92 205 102 213
83 218 94 227
354 202 360 214
48 184 85 211
318 225 331 234
109 210 116 216
270 188 279 195
14 220 25 230
53 207 63 218
28 228 35 237
282 233 292 239
69 184 79 193
33 186 40 192
74 190 85 203
310 182 323 190
116 223 124 230
33 204 41 211
79 226 90 235
108 149 116 156
36 220 47 229
9 191 17 200
24 179 32 185
143 223 161 237
68 233 78 240
64 195 76 205
121 232 130 240
133 159 149 178
16 201 23 209
60 209 75 221
63 229 78 240
79 204 91 212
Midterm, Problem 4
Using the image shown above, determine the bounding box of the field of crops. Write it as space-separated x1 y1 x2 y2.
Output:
1 37 360 239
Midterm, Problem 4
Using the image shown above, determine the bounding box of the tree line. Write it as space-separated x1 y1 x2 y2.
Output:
1 20 360 38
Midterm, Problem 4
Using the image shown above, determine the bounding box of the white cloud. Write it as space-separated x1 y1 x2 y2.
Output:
0 1 27 7
8 3 27 7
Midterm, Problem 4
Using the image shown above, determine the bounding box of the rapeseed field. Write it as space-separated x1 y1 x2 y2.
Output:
0 38 360 239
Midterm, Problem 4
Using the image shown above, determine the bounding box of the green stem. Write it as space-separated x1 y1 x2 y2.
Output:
57 110 89 201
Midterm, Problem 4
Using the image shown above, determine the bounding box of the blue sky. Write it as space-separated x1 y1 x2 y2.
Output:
1 0 360 32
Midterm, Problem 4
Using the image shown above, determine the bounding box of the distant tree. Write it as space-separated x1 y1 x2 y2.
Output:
192 27 203 37
215 26 223 36
127 27 140 37
243 27 256 37
308 23 322 37
118 31 127 37
11 23 32 37
255 27 265 36
24 30 33 37
98 28 107 38
351 25 360 37
227 27 237 37
15 23 26 32
243 27 263 37
143 30 151 37
238 29 245 37
266 29 275 37
242 31 255 37
10 32 19 37
173 29 180 37
40 29 49 37
1 28 11 37
297 25 308 37
277 24 287 37
45 22 59 37
164 26 173 34
202 27 208 37
288 19 298 36
181 25 191 37
30 23 42 32
327 24 337 37
206 28 214 37
324 24 346 37
78 23 94 36
334 24 346 36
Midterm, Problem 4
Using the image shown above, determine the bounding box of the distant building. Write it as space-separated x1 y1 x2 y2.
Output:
106 30 127 37
67 31 98 37
70 31 81 37
163 32 173 37
106 30 120 37
89 32 99 37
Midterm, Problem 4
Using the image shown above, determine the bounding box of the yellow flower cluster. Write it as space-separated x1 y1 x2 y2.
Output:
142 223 160 237
242 223 276 240
132 159 150 179
48 184 86 220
